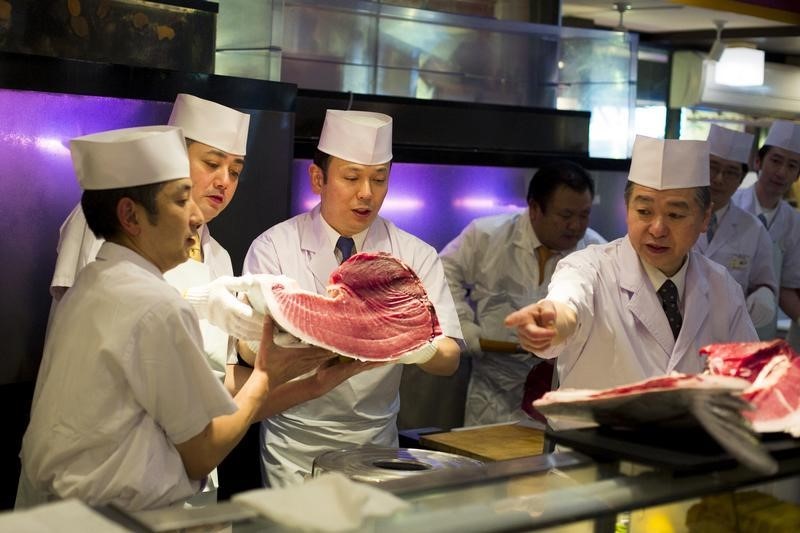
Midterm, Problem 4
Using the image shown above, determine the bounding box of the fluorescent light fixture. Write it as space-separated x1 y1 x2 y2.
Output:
715 46 765 87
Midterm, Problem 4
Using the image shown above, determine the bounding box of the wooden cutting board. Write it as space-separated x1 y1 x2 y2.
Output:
420 423 545 462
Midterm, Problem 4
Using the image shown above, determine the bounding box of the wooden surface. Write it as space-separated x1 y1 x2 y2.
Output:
420 423 545 462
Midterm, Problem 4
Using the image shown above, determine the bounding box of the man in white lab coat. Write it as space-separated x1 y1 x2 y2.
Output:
37 95 365 504
732 120 800 347
506 135 757 400
50 94 262 379
43 94 261 505
440 160 606 426
694 125 776 337
18 126 343 511
242 109 464 486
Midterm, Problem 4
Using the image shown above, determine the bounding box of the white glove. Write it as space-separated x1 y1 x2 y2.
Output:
185 275 265 340
460 320 482 355
395 339 438 365
746 286 776 329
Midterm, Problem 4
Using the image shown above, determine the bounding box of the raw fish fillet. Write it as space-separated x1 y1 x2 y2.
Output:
247 252 442 362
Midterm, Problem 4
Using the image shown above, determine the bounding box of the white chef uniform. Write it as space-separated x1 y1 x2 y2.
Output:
39 93 250 501
244 205 463 486
539 236 757 396
440 208 606 426
20 243 236 510
531 135 758 410
694 203 776 308
19 125 238 511
732 120 800 346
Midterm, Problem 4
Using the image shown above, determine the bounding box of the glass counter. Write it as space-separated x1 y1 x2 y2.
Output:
107 447 800 532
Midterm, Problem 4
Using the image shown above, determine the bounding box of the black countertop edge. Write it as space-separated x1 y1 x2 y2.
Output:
295 140 631 171
298 88 591 119
0 51 296 112
151 0 219 13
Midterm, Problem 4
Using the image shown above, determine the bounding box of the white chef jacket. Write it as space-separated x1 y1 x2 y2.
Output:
732 186 800 290
694 203 777 297
243 204 463 486
49 203 236 376
439 209 606 426
20 243 237 511
538 236 757 399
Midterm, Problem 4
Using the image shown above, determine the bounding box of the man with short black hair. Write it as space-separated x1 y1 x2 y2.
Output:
732 120 800 342
242 109 463 486
695 125 776 336
440 160 606 426
18 126 349 510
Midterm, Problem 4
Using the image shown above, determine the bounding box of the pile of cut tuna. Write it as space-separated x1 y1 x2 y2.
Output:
702 339 800 436
534 339 800 438
532 340 800 474
245 252 442 362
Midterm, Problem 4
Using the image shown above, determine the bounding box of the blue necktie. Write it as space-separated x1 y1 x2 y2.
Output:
336 236 355 263
757 213 769 228
706 213 718 242
658 280 682 340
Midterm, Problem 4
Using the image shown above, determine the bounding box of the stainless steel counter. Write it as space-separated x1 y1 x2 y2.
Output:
105 448 800 532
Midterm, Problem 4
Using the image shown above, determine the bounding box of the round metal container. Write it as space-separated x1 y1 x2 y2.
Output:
312 446 483 483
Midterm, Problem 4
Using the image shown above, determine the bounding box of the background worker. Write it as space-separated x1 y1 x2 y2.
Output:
732 120 800 348
694 124 776 337
439 160 605 426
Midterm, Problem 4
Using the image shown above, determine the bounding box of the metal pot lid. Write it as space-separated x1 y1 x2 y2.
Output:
312 446 483 484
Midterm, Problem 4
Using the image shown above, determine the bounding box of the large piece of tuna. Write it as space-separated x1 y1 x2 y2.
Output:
533 373 777 474
702 340 800 436
247 252 442 362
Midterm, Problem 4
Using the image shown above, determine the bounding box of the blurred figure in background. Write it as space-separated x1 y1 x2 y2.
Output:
695 125 777 338
440 161 605 426
732 120 800 348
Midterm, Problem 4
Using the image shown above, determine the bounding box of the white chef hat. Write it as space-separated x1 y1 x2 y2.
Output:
70 126 190 190
764 119 800 155
168 93 250 156
629 135 709 190
317 109 393 165
707 125 754 164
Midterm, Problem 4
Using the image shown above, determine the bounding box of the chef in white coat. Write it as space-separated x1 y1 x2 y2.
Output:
242 109 464 486
732 120 800 347
506 135 758 400
50 94 258 379
18 126 340 511
42 95 260 505
440 160 606 426
694 125 776 336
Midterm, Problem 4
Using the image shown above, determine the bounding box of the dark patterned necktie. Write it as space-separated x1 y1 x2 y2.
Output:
336 236 356 263
706 213 717 242
757 213 769 228
657 280 682 340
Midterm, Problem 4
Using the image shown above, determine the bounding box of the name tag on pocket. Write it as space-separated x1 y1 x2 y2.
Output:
728 255 749 270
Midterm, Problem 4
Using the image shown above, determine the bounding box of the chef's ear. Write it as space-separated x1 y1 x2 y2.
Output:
117 197 141 236
309 163 325 194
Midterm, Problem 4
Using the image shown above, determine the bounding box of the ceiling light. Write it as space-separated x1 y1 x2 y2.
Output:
715 46 765 87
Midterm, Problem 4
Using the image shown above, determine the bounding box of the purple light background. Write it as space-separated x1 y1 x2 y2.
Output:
291 160 533 251
0 89 170 382
290 160 629 251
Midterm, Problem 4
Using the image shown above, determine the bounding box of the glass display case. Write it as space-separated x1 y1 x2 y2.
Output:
96 447 800 532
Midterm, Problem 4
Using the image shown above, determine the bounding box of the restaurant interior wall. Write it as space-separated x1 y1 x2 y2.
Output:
216 0 639 159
